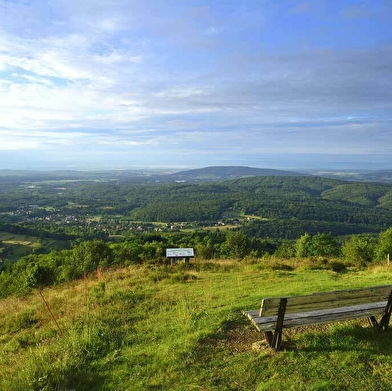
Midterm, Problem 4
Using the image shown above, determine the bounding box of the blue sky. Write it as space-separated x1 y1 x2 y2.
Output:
0 0 391 170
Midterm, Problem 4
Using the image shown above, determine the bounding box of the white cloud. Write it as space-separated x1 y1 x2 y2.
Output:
0 135 43 150
0 1 390 168
93 17 123 33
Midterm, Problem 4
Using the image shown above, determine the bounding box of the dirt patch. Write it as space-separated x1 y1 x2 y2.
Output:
218 319 266 353
211 318 375 354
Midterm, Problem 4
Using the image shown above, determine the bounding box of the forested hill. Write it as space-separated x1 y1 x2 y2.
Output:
225 176 392 205
124 176 392 236
3 175 392 239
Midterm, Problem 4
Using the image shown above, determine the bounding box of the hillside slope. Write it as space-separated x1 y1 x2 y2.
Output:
126 176 392 237
2 263 392 390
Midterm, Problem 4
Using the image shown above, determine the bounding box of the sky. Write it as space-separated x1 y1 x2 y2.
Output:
0 0 391 171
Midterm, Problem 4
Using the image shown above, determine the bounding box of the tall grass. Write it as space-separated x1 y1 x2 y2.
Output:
1 262 392 390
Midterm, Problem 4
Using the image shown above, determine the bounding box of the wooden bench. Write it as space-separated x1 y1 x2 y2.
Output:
244 285 392 351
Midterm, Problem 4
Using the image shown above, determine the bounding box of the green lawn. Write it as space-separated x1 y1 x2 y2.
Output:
1 261 392 390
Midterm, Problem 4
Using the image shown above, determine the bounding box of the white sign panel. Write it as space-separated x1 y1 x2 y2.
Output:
166 248 194 257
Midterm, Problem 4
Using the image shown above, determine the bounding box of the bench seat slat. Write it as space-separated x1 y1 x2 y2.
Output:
261 285 392 316
245 301 387 332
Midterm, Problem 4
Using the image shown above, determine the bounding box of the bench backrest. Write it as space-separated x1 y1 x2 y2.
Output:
260 285 392 317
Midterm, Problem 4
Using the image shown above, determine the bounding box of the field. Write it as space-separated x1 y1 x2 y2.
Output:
0 231 42 259
0 231 68 261
0 231 41 247
2 260 392 390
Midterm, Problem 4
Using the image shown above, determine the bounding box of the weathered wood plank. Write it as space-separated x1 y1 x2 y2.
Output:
271 298 287 350
248 301 387 332
244 309 260 318
260 285 392 316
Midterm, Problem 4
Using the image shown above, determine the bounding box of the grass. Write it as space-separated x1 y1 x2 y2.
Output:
0 231 42 261
1 261 392 390
0 231 41 247
0 231 67 261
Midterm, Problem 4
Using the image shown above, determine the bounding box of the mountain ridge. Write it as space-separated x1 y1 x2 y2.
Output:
169 166 306 182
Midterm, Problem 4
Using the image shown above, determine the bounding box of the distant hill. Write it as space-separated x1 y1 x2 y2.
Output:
125 175 392 237
0 166 305 184
168 166 306 182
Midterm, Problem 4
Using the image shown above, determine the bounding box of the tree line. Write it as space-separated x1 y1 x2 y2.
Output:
2 227 392 298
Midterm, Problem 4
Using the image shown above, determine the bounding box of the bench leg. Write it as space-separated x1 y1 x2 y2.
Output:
379 290 392 331
270 298 287 351
265 330 284 351
379 313 391 331
272 329 284 351
367 316 379 328
264 331 273 347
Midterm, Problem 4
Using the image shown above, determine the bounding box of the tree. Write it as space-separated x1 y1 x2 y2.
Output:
23 262 54 288
195 242 214 260
309 233 340 257
295 232 340 258
342 235 375 266
275 242 296 258
71 240 113 274
295 233 312 257
376 227 392 261
225 231 249 259
112 242 143 265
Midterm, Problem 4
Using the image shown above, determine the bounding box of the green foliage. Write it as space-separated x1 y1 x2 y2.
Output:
241 219 383 240
299 257 348 272
1 227 390 299
194 242 215 260
378 191 392 210
295 232 313 257
342 235 376 266
111 241 143 264
376 226 392 261
274 241 296 258
322 183 392 206
295 233 340 258
224 231 250 259
71 240 114 273
310 233 341 257
2 176 392 252
23 262 55 288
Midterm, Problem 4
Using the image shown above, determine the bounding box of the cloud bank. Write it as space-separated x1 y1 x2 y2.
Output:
0 0 391 169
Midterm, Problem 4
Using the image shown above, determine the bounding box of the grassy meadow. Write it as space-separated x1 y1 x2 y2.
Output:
2 259 392 390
